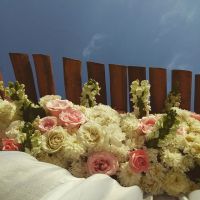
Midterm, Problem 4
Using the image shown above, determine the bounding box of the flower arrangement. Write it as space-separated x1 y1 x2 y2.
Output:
1 79 200 197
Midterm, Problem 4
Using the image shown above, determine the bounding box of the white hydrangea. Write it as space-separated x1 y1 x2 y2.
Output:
89 143 129 162
120 113 140 138
141 163 166 195
103 124 125 147
5 120 26 143
69 160 88 178
85 104 120 126
0 100 17 130
117 162 141 186
61 134 86 160
161 149 194 172
39 95 61 110
163 170 191 196
37 152 68 169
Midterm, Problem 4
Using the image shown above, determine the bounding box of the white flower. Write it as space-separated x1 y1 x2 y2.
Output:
77 121 105 148
61 134 85 160
42 126 66 153
69 160 88 178
5 120 26 143
0 100 17 130
163 170 191 196
85 104 120 126
104 124 125 147
141 163 166 195
117 162 141 186
39 95 61 110
120 113 140 138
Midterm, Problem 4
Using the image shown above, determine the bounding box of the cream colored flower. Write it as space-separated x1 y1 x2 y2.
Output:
141 163 166 195
37 152 68 169
42 126 66 153
103 124 125 147
5 120 26 143
69 160 88 178
0 100 17 130
120 113 140 138
90 143 129 162
85 104 120 126
161 149 194 172
77 121 105 148
61 134 85 160
39 95 61 110
163 170 191 196
117 162 141 186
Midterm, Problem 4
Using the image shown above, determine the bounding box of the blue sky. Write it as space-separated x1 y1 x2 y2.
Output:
0 0 200 104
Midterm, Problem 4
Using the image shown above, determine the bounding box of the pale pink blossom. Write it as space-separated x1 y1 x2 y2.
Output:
138 116 157 134
129 149 149 173
46 99 73 116
59 107 86 129
87 152 119 175
38 116 57 132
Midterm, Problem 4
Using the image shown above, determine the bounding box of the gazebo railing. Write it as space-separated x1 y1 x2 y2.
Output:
0 53 199 113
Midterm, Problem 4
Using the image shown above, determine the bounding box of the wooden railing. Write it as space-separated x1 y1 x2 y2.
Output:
0 53 200 113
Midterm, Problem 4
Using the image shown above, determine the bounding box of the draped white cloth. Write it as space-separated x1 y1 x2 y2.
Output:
0 151 199 200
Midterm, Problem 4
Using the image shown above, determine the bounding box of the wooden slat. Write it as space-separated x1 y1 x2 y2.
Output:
109 64 127 112
195 74 200 113
172 70 192 110
87 61 107 104
33 54 55 97
9 53 37 102
149 67 167 113
0 71 3 81
128 66 146 111
63 57 82 104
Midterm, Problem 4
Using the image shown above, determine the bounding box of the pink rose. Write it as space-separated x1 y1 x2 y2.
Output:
46 99 73 116
190 112 200 121
129 149 149 173
138 116 157 134
38 116 57 132
87 152 119 176
59 107 86 129
2 139 19 151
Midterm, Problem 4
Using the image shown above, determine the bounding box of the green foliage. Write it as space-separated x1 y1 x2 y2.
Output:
20 122 35 151
0 81 46 122
164 82 181 112
146 109 179 148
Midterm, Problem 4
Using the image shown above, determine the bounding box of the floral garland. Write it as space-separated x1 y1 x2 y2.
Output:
1 80 200 197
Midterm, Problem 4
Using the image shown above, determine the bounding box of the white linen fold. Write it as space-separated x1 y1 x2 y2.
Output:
0 151 199 200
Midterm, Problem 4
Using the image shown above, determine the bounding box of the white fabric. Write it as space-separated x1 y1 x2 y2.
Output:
0 151 199 200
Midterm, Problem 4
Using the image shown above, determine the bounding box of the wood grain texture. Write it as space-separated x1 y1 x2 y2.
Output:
63 57 82 104
149 67 167 113
9 53 37 102
87 61 107 104
33 54 55 97
109 64 127 112
195 74 200 113
128 66 146 111
172 70 192 110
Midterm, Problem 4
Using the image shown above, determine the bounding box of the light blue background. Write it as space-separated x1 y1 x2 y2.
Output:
0 0 200 108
